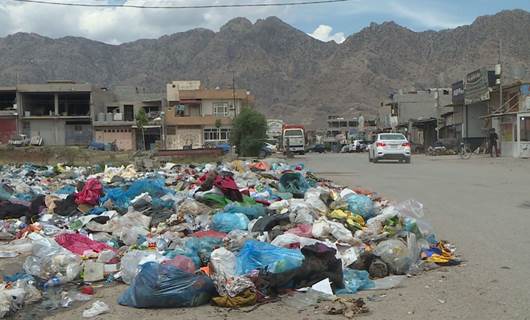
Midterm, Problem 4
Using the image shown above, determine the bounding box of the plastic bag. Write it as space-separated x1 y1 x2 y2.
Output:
279 172 309 198
82 300 110 318
55 233 115 256
236 240 304 275
75 178 103 206
223 230 253 251
162 255 196 274
304 188 328 214
120 250 164 285
268 200 290 212
344 194 374 219
312 218 355 244
395 199 424 219
118 262 216 308
23 234 81 283
373 239 412 275
270 233 320 248
210 247 236 276
336 269 374 294
224 203 266 219
212 212 249 233
285 224 313 238
289 200 316 225
177 199 212 217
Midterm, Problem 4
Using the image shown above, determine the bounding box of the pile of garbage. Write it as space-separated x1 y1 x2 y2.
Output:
0 160 459 318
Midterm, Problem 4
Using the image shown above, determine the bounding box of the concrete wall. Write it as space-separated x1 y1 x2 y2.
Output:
166 127 202 149
396 90 452 124
65 123 92 146
94 127 134 150
464 102 488 138
29 120 65 145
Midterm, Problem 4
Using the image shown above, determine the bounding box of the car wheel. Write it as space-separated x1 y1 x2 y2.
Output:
405 157 411 164
373 157 378 163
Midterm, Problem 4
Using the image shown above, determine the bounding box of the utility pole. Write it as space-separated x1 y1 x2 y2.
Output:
498 39 503 112
232 71 236 115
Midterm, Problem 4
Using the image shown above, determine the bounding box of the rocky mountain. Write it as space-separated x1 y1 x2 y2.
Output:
1 10 529 127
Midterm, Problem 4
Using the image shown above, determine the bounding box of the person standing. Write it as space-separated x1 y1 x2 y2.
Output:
489 128 499 157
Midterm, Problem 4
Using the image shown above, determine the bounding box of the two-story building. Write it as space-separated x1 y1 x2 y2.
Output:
165 81 253 149
16 81 96 146
92 86 166 151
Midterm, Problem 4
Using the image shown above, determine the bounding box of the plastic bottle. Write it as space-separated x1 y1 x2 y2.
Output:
147 230 156 250
44 275 65 289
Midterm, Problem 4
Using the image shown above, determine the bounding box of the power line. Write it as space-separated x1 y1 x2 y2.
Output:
9 0 352 9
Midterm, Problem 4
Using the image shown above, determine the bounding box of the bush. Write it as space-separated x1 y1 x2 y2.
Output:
230 107 267 157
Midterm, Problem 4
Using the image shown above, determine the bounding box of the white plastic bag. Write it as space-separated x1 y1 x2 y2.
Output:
210 247 236 276
82 301 110 318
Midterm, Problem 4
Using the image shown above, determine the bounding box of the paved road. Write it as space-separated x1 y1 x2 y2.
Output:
298 152 530 320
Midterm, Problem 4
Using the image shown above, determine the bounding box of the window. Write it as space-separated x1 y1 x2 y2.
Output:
107 106 119 113
520 117 530 142
213 102 229 117
204 128 231 142
175 105 185 117
166 126 176 135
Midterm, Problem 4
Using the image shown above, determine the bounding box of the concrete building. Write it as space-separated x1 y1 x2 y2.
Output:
0 87 18 144
486 81 530 157
165 81 253 149
387 88 452 152
17 81 96 146
461 68 497 150
92 86 166 151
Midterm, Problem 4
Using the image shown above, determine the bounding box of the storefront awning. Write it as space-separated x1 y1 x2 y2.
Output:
480 111 518 119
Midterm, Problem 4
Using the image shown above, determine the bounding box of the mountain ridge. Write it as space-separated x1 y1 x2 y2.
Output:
1 9 529 127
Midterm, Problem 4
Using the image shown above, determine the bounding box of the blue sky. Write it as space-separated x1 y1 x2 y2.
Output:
0 0 529 44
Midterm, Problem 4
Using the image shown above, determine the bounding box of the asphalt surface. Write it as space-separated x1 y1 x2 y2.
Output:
4 153 529 319
300 152 530 320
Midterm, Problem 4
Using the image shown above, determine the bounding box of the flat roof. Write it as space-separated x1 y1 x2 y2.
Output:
17 83 92 93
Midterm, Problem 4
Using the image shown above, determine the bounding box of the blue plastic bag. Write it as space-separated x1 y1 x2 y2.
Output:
126 178 172 199
55 185 76 195
279 172 309 198
211 212 249 233
165 237 222 267
118 262 216 308
224 203 266 219
100 187 129 209
336 269 374 294
236 240 304 275
345 194 374 219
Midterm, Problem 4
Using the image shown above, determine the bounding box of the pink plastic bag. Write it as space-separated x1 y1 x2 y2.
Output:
55 233 115 256
75 178 103 206
162 255 196 273
286 224 313 238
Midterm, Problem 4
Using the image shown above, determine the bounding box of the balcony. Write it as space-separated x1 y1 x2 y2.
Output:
166 115 232 126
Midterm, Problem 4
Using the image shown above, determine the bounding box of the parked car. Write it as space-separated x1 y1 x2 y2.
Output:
308 144 326 153
368 133 411 163
263 142 277 153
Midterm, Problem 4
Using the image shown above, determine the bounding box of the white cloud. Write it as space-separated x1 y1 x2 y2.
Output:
0 0 287 44
308 25 345 43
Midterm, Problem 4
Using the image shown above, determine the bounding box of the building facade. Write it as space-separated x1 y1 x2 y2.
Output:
92 86 166 151
164 81 253 150
16 81 95 146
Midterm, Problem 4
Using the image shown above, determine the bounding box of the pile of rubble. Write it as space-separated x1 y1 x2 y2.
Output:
0 160 459 318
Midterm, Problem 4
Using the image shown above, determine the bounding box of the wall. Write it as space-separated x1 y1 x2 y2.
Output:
201 100 240 117
396 90 452 124
166 127 202 149
29 119 66 145
0 119 16 144
65 123 92 146
94 127 134 150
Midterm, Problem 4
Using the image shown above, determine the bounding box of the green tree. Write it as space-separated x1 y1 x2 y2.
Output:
136 108 148 150
230 107 267 157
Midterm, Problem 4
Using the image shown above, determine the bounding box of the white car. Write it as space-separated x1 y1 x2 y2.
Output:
368 133 411 163
263 142 277 153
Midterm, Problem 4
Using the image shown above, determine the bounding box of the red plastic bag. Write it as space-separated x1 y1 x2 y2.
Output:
55 232 115 256
285 224 313 238
162 255 196 273
75 178 103 205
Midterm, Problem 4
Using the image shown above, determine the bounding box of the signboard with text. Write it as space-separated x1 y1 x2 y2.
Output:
464 69 494 105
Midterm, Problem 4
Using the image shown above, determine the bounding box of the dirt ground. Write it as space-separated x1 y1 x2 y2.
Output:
3 152 530 319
